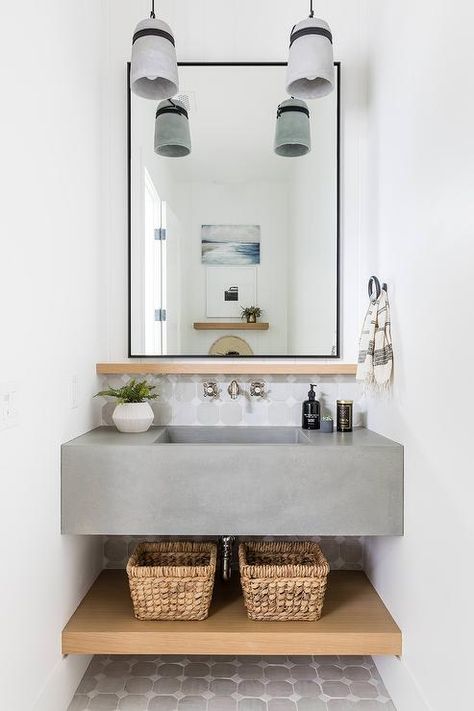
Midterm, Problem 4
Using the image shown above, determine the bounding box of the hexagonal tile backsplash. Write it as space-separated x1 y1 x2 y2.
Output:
100 374 365 429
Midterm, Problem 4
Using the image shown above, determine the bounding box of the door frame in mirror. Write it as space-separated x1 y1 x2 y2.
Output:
127 61 341 358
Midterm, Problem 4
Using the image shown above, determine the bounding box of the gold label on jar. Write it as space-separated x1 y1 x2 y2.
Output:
336 401 353 432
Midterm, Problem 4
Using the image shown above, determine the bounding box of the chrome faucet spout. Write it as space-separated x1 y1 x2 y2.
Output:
227 380 241 400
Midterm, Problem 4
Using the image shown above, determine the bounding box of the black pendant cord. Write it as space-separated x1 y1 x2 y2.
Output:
150 0 156 19
309 0 314 18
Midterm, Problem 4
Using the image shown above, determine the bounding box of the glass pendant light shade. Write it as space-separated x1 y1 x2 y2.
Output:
286 16 335 99
154 99 191 157
131 16 179 99
274 98 311 157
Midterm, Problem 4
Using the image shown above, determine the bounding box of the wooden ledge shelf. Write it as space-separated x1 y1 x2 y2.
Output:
62 571 401 656
96 363 358 376
193 322 269 330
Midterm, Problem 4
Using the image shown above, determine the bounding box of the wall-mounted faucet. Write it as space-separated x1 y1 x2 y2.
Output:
203 382 219 399
227 380 241 400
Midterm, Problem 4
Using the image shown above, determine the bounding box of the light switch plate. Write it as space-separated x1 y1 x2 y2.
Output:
0 382 19 430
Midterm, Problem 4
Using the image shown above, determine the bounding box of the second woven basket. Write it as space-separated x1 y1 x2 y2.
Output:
239 540 329 621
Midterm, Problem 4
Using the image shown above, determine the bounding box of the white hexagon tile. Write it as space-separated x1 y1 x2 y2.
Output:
99 374 365 429
69 655 396 710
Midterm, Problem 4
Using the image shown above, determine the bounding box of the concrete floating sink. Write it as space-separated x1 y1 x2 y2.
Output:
154 426 311 445
61 426 403 536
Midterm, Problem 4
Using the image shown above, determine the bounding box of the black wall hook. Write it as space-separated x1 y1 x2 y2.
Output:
368 275 388 300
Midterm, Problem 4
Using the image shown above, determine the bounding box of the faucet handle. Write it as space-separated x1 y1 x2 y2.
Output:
203 381 219 399
250 381 266 398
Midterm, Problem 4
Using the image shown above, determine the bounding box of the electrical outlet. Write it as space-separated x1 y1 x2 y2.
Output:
0 382 19 430
69 375 79 410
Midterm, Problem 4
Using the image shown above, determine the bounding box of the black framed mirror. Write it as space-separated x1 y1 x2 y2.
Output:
128 62 340 358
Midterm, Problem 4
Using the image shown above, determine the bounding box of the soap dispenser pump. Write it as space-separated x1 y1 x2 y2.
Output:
302 384 320 430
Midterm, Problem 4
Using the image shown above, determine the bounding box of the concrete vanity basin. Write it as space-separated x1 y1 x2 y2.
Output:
61 426 403 536
154 426 310 445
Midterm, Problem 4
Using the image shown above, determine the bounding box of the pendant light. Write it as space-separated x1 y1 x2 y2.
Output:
154 98 191 157
131 0 179 100
286 0 335 99
274 98 311 157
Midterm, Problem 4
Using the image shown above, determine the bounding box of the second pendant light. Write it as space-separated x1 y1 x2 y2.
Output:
154 99 192 157
274 99 311 157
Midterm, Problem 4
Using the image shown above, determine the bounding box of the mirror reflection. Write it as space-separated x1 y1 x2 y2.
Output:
129 63 339 357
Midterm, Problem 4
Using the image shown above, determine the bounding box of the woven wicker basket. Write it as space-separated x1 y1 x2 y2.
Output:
239 541 329 621
127 541 217 621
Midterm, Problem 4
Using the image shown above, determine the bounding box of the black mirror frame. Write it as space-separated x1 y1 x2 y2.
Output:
127 61 341 359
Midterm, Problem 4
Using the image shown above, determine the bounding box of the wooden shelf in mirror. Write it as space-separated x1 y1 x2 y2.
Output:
96 363 357 376
62 571 401 656
193 322 269 331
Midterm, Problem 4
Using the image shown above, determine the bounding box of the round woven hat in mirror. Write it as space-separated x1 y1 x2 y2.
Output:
208 336 253 356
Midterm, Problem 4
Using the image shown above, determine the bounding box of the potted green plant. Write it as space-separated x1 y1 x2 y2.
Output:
241 306 262 324
320 415 334 433
95 379 158 433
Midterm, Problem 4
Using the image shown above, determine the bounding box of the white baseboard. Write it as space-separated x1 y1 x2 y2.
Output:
32 654 92 711
374 656 431 711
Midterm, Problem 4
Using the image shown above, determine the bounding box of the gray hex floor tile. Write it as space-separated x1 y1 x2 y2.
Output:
268 701 297 711
321 681 351 698
297 699 327 711
239 664 265 680
158 664 184 678
124 677 153 694
350 682 379 699
326 700 357 711
118 695 148 711
184 663 210 678
318 665 344 681
148 697 178 711
69 655 396 711
89 695 120 711
290 666 318 681
265 666 291 681
238 701 267 711
294 680 322 697
153 678 181 694
266 681 293 697
211 679 238 695
239 680 266 697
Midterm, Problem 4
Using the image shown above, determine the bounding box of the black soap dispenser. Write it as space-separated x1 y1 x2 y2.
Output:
302 384 320 430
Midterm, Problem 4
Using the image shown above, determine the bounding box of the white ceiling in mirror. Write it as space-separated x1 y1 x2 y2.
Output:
129 63 339 358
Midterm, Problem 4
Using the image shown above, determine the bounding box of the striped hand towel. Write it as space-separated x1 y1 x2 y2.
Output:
356 288 393 389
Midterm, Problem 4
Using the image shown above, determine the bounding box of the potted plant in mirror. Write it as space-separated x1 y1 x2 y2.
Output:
320 415 334 433
95 379 157 433
241 306 262 324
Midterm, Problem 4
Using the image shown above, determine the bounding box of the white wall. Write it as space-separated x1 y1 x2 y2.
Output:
105 0 367 363
0 2 106 710
362 1 474 709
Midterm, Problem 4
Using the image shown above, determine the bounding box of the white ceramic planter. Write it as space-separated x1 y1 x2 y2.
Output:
112 402 154 433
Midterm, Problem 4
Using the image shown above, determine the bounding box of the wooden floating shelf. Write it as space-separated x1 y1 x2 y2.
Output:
193 322 269 331
62 571 401 656
96 363 358 376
